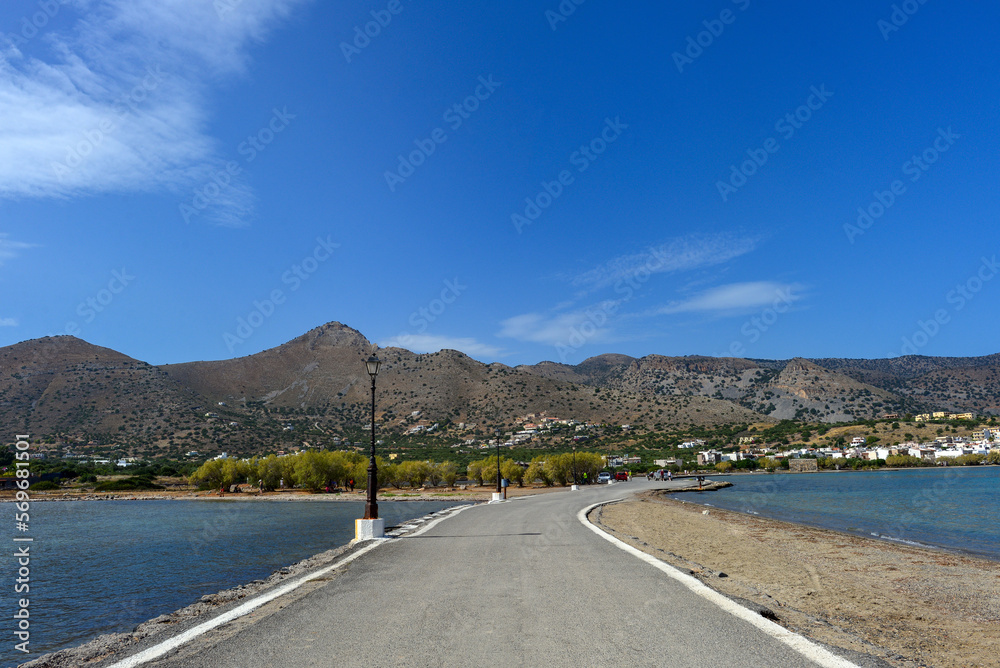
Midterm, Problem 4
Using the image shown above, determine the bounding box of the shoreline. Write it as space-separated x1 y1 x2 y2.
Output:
0 484 571 503
596 491 1000 668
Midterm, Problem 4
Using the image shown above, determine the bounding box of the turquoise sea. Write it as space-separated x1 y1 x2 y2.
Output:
676 466 1000 561
0 499 465 667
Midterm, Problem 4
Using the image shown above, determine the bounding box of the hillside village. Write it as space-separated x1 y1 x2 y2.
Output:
3 324 1000 474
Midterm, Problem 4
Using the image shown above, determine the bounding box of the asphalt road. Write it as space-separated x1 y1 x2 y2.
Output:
124 480 866 668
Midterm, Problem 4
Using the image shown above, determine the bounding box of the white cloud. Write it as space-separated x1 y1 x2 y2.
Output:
657 281 802 314
0 0 308 225
570 233 759 293
0 317 18 327
498 304 617 347
0 234 37 265
379 333 504 358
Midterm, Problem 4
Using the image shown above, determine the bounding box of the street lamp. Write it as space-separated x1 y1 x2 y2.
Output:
494 427 502 497
363 353 381 520
573 446 578 485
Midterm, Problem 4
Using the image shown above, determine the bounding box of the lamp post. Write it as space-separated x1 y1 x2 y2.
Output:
494 427 502 497
363 353 381 520
573 446 578 485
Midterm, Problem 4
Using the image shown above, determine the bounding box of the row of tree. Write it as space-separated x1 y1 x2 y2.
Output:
466 452 605 487
188 450 613 491
188 451 460 491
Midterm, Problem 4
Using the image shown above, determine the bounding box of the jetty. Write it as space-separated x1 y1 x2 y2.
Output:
92 479 863 668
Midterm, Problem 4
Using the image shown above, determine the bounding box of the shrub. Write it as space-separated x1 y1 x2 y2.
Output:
94 476 164 491
28 480 60 491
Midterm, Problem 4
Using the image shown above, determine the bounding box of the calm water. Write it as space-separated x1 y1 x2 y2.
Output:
676 467 1000 561
0 499 465 667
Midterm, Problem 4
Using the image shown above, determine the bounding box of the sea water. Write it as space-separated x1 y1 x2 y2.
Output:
0 499 465 666
677 466 1000 561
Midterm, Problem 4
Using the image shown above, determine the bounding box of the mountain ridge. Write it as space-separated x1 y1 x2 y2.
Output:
2 322 997 458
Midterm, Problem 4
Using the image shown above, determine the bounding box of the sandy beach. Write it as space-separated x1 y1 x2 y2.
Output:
595 491 1000 668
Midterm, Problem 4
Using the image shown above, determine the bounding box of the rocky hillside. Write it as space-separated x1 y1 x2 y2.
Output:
3 322 996 458
519 352 998 421
161 323 764 431
0 336 225 450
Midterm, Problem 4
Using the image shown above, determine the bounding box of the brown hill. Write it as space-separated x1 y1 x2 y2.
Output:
4 323 996 459
161 323 763 432
521 354 930 421
0 336 221 453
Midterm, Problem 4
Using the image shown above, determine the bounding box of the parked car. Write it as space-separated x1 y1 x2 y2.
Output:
597 471 612 484
614 471 629 481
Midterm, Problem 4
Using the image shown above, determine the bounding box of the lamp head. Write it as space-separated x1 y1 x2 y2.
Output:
366 353 381 378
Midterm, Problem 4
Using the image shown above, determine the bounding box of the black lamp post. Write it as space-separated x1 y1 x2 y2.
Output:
573 446 578 485
494 427 502 497
363 353 381 520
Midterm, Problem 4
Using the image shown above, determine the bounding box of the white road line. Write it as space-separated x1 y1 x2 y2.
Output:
105 541 387 668
106 503 474 668
405 503 474 537
577 501 861 668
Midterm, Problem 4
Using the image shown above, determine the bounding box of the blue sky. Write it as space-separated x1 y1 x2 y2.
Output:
1 0 998 367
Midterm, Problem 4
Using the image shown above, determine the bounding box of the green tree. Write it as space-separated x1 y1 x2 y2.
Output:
439 461 459 487
524 456 551 487
188 459 224 489
258 455 283 490
501 458 524 487
294 451 331 490
544 453 573 486
467 459 485 486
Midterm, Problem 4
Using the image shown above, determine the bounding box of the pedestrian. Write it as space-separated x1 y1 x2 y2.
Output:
348 478 355 492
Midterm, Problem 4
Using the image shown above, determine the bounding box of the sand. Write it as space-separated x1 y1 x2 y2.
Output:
595 491 1000 668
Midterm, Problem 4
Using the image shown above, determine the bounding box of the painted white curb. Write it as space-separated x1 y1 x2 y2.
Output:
577 501 860 668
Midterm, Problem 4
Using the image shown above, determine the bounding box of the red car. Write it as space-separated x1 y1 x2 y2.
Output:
614 471 629 481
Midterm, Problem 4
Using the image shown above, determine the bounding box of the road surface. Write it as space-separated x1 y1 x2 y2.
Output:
107 480 873 668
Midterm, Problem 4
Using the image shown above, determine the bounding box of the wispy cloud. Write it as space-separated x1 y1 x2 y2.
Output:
0 0 307 224
0 234 37 265
379 333 504 358
569 233 759 293
656 281 803 315
0 317 18 327
498 305 617 347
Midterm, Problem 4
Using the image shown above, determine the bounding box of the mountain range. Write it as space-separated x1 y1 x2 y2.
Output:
2 321 997 458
